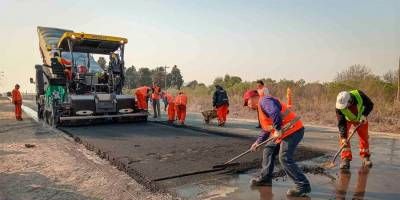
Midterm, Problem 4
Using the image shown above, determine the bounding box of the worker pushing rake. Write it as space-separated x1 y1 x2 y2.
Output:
222 88 374 198
241 90 311 197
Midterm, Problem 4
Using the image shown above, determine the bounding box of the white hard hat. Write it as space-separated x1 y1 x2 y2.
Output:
336 91 351 109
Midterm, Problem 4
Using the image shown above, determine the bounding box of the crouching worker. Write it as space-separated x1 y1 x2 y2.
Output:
243 90 311 197
335 90 374 169
175 91 187 125
165 92 175 123
135 86 151 111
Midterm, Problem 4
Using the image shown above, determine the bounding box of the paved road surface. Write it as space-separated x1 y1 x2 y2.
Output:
21 100 400 200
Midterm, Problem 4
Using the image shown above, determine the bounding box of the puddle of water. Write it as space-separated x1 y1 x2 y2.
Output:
174 158 400 200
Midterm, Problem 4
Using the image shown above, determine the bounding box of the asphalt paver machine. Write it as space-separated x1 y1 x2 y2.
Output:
35 26 147 126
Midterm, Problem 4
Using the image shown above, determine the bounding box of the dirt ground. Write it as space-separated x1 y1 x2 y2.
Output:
0 99 172 200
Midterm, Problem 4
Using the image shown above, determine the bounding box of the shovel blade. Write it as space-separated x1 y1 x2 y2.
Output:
321 161 336 169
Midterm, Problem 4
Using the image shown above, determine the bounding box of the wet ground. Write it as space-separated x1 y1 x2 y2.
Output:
163 117 400 200
20 100 400 199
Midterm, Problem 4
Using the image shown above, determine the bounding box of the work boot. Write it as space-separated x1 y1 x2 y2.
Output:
249 176 272 186
286 185 311 197
362 157 373 168
340 159 350 170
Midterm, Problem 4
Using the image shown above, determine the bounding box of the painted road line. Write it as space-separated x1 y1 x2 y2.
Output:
22 104 38 122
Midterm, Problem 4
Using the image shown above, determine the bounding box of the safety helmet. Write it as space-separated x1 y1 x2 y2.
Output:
336 91 351 109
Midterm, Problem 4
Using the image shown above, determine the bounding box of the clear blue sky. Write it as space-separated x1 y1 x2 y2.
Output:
0 0 399 92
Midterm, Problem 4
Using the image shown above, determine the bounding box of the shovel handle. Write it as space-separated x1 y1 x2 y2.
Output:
331 123 362 163
224 136 275 165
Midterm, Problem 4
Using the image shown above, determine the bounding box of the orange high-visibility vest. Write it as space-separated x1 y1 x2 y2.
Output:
12 89 22 103
175 93 187 106
151 86 161 100
258 97 303 143
135 86 149 96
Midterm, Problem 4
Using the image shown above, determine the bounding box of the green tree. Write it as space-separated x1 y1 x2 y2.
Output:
125 65 138 89
137 67 152 86
186 80 198 88
169 65 184 89
97 57 107 70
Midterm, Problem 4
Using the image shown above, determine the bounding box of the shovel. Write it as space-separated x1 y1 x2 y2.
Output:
212 117 301 169
212 136 276 169
323 123 362 169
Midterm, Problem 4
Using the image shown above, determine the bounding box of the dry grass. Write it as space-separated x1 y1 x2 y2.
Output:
186 92 400 134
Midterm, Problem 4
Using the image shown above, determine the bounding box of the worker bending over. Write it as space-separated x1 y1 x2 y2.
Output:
11 84 23 121
135 86 150 111
165 92 175 123
175 91 187 125
243 90 310 197
213 85 229 126
335 90 374 169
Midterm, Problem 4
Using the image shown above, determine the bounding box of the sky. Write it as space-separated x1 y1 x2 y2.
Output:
0 0 399 93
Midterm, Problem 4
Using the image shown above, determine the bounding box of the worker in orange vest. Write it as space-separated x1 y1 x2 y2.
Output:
165 92 175 123
151 83 161 118
243 90 310 197
286 87 293 109
11 84 23 121
134 86 151 111
175 91 187 125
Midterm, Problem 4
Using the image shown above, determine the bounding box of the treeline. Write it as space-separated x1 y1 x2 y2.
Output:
124 65 184 89
181 65 400 133
97 57 184 89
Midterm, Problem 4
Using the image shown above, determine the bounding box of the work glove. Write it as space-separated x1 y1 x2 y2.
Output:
272 129 283 139
250 142 259 152
360 115 367 124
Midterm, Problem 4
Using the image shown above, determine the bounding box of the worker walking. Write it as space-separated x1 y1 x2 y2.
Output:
165 92 175 123
335 90 374 169
175 91 187 125
213 85 229 126
151 83 161 118
11 84 23 121
135 86 151 111
243 90 310 197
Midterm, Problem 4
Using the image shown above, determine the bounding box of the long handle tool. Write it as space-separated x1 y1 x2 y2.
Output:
323 123 362 168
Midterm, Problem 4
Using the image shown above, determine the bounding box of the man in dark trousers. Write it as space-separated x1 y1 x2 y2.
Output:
213 85 229 126
243 90 310 197
335 90 374 169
